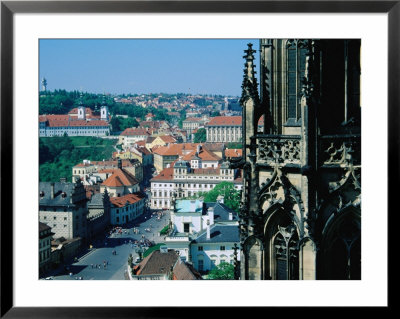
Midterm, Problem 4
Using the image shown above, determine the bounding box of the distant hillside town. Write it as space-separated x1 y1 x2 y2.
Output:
39 90 244 280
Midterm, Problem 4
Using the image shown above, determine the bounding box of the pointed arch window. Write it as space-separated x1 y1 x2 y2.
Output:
273 225 299 280
286 40 308 122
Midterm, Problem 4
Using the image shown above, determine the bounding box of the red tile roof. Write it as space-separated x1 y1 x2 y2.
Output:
39 114 109 127
135 140 147 147
258 115 264 126
206 116 242 126
192 167 220 175
152 143 199 156
120 128 151 136
68 107 94 116
110 193 144 207
91 159 135 168
101 168 139 187
159 135 177 143
182 148 221 161
225 148 243 158
150 167 174 181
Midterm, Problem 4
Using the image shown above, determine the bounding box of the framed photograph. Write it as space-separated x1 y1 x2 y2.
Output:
1 0 395 317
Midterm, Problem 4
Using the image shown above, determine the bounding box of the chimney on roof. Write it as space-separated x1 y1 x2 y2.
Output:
118 158 122 169
50 182 55 199
207 207 214 226
206 219 210 240
229 212 233 221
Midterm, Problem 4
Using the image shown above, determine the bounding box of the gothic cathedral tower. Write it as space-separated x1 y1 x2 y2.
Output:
233 40 361 280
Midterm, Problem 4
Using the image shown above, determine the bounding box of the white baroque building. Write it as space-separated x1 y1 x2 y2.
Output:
205 116 242 143
39 103 110 137
150 160 243 210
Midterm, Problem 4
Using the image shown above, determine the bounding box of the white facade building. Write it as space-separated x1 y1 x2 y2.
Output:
150 160 242 210
109 193 145 225
164 199 240 273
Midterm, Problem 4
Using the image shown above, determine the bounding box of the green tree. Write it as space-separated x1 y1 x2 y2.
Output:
207 262 234 280
210 111 220 117
119 117 139 131
193 128 206 143
110 116 122 132
226 142 243 149
203 182 240 213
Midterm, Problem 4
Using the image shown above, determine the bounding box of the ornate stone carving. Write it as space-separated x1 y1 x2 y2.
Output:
321 135 361 166
257 136 301 164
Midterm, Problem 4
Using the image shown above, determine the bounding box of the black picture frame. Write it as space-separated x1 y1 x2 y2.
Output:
1 0 395 317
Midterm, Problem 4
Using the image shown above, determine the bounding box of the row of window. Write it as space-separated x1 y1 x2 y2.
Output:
42 215 68 220
39 249 50 263
39 239 51 248
197 245 225 251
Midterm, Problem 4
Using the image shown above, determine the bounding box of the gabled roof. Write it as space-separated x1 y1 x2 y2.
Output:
39 181 85 207
146 136 156 144
150 167 174 181
134 249 179 276
206 116 242 126
182 147 221 162
152 143 199 156
192 224 239 244
159 135 177 143
120 128 151 136
39 222 51 232
101 168 139 187
110 193 144 207
203 202 238 221
172 261 202 280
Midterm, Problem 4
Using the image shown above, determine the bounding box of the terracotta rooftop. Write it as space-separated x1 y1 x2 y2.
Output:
92 159 135 168
39 115 109 127
120 128 151 136
206 116 242 126
192 167 220 175
152 143 199 156
68 107 93 116
159 135 177 143
182 148 221 162
150 167 174 181
110 193 144 207
101 168 139 187
225 148 243 158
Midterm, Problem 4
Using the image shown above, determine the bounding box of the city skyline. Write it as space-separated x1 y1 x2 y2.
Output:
39 39 260 97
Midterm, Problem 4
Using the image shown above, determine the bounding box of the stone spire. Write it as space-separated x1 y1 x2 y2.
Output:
240 43 260 106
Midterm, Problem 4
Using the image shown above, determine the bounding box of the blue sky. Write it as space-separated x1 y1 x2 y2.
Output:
39 39 259 97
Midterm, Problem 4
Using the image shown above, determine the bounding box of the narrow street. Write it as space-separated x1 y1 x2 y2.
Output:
50 209 170 280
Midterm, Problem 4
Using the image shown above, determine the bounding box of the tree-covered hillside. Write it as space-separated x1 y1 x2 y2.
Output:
39 136 117 182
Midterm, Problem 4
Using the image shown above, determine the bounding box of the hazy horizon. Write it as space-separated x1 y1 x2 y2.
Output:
39 39 259 97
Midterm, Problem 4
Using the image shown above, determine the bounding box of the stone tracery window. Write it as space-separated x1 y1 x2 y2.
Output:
286 40 308 122
272 224 299 280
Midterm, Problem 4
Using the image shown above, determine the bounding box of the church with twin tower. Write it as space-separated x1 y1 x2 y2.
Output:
232 39 361 280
